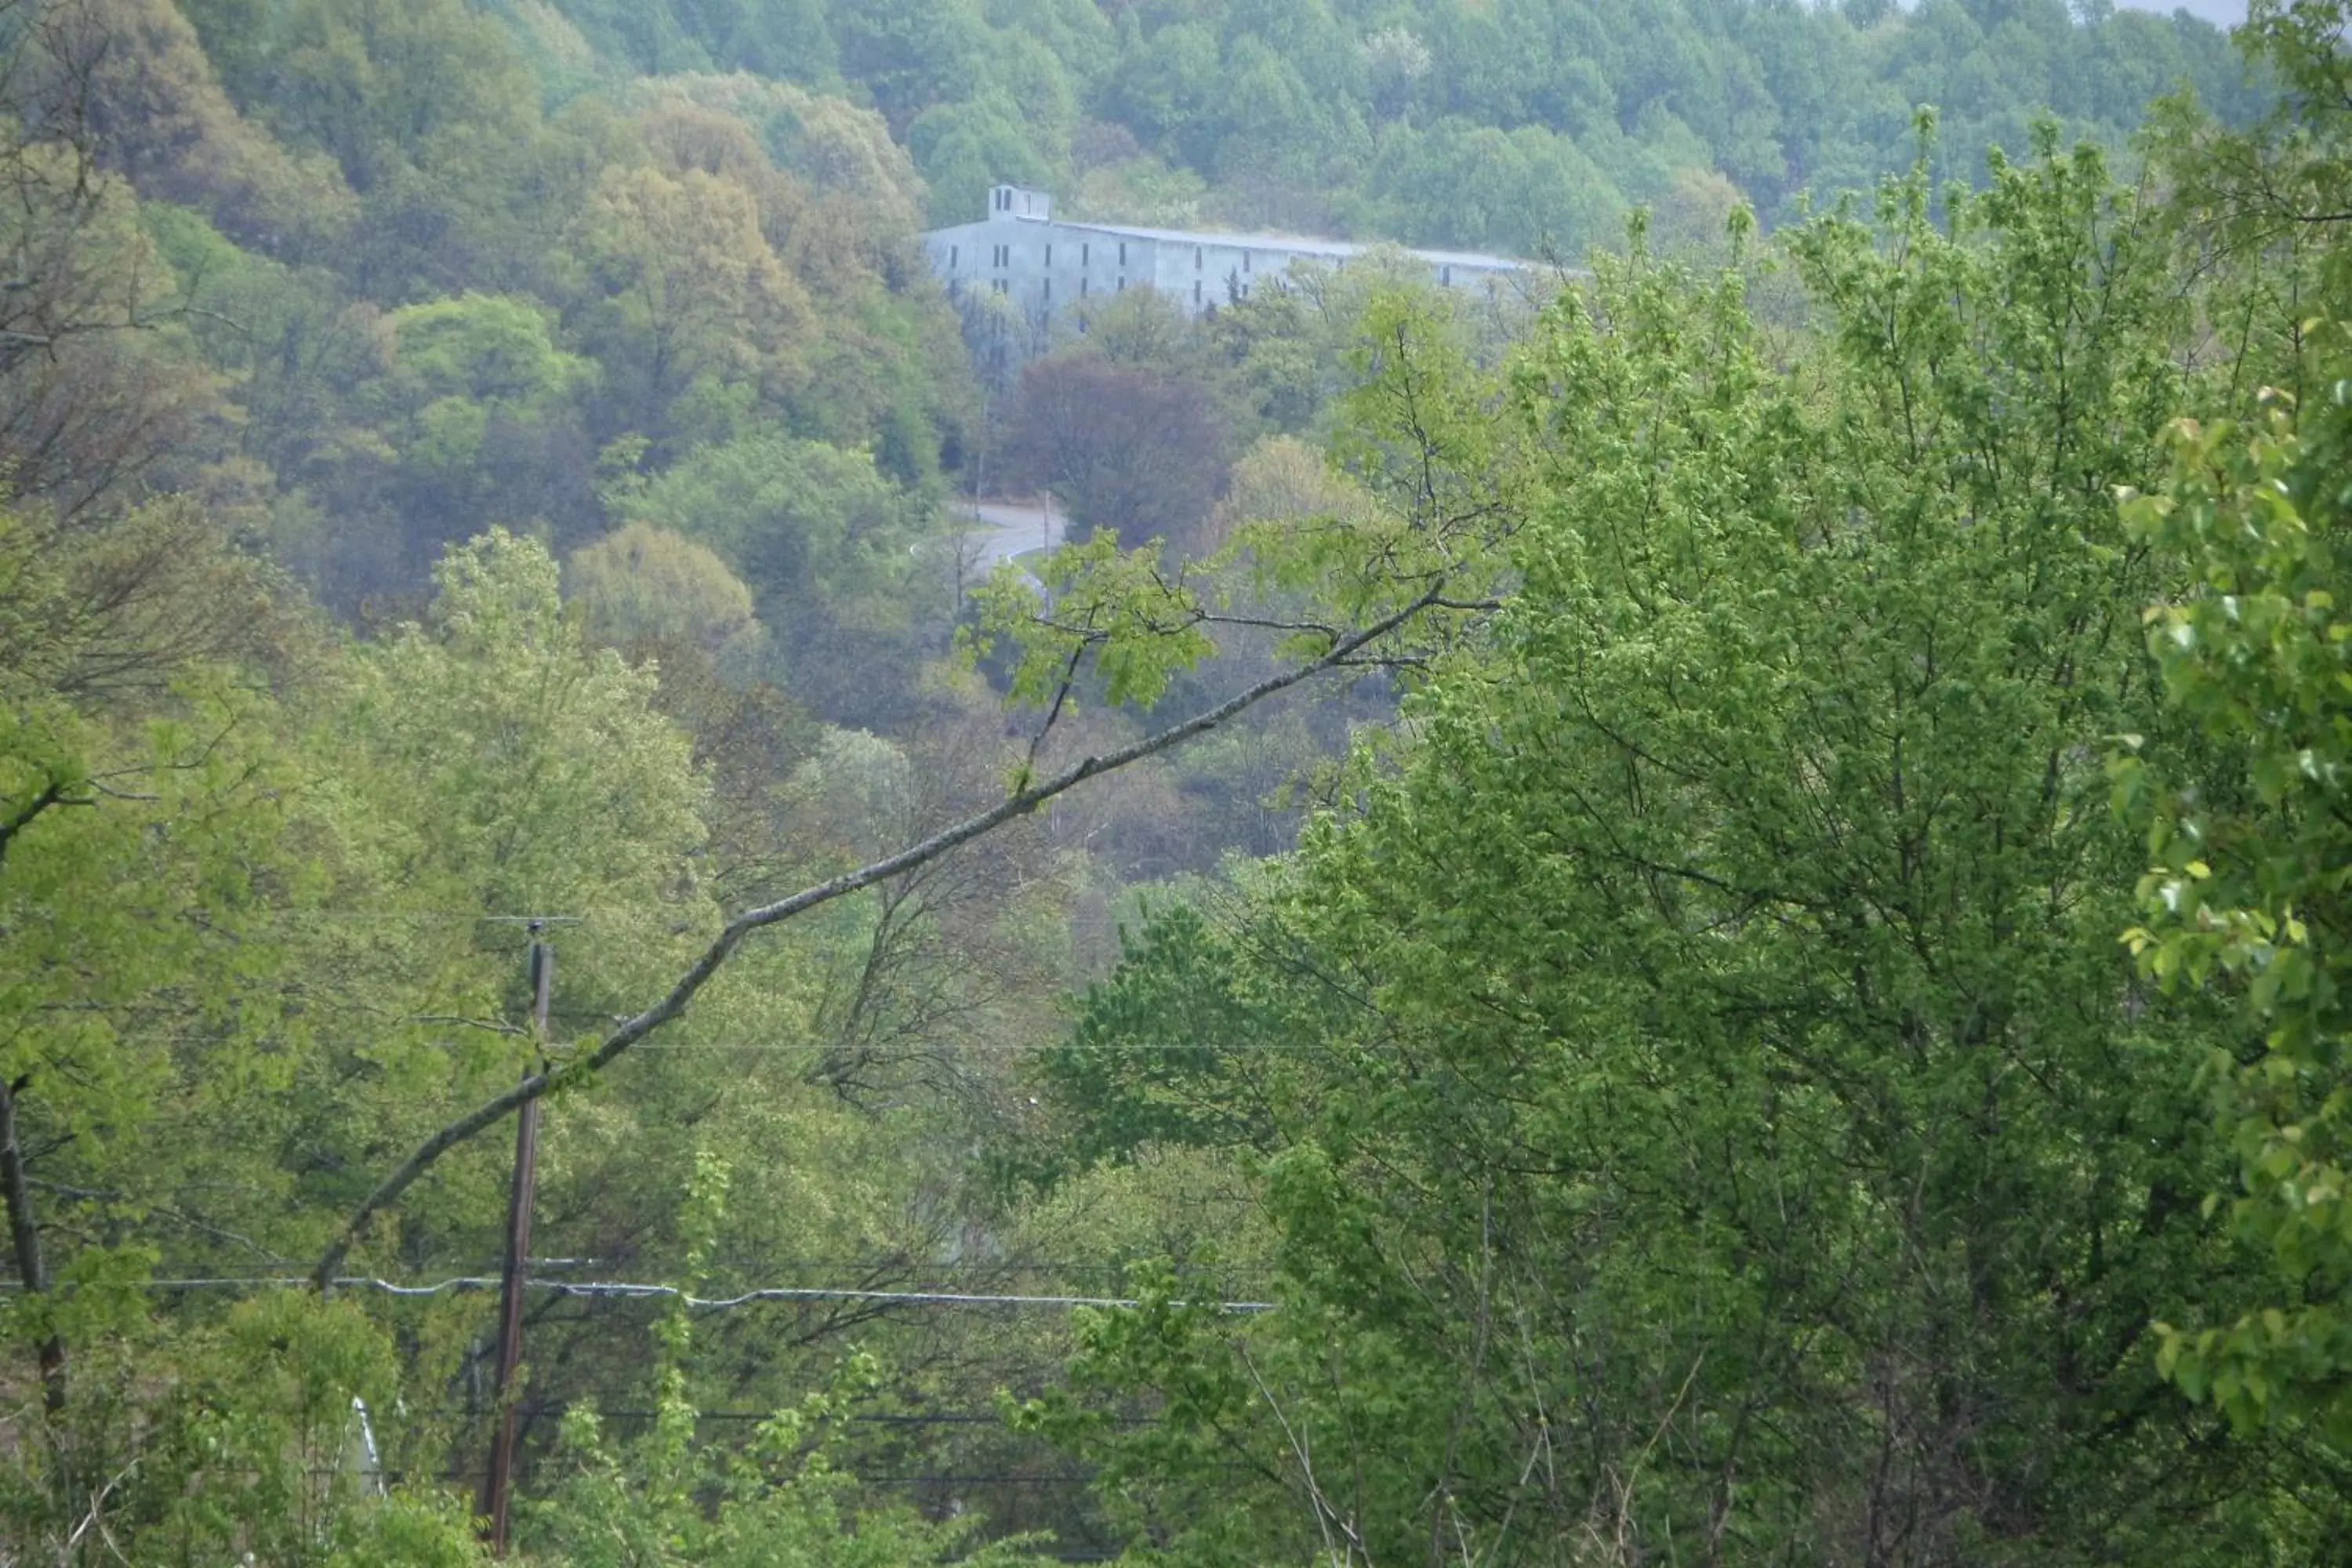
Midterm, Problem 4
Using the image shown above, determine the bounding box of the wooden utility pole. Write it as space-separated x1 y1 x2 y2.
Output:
481 929 551 1555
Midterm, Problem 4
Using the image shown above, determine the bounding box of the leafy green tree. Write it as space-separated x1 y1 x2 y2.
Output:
368 292 599 558
293 530 711 1272
0 490 353 1549
0 140 233 524
130 1294 485 1566
615 434 921 614
310 285 1509 1314
681 0 838 81
569 520 765 666
1024 136 2322 1564
908 94 1054 229
826 0 995 132
2148 0 2352 398
1367 118 1626 256
265 0 539 196
2097 0 2352 1454
2117 323 2352 1443
72 0 357 253
1107 20 1224 172
572 161 814 439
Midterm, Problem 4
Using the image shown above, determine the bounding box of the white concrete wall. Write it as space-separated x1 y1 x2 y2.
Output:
926 188 1533 375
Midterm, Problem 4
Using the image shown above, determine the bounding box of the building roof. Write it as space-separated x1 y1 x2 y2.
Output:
954 209 1529 274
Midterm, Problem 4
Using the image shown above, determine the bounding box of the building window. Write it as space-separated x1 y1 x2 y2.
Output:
1193 279 1201 304
1243 251 1251 273
1080 277 1088 296
1082 243 1090 266
1118 241 1127 265
1116 276 1124 292
1045 244 1052 267
1195 246 1203 268
1044 278 1051 302
949 245 958 270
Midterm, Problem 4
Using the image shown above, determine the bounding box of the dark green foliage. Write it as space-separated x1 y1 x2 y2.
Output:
523 0 2261 260
1016 130 2351 1563
1034 905 1287 1172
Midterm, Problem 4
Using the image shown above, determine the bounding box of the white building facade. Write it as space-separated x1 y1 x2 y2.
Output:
924 185 1528 372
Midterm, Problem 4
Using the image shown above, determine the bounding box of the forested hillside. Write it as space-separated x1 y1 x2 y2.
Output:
516 0 2267 256
5 0 2352 1563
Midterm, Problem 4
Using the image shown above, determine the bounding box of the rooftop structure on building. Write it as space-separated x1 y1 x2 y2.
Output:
923 185 1534 372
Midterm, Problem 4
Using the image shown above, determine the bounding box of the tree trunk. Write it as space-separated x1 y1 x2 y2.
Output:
0 1073 66 1414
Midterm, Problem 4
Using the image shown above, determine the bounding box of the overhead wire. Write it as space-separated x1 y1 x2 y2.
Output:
4 1274 1274 1313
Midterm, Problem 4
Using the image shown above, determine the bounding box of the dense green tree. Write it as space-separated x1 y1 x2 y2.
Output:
909 94 1060 228
570 161 814 438
614 434 922 613
289 532 710 1253
369 293 600 557
74 0 357 255
2119 328 2352 1446
826 0 995 132
2101 0 2352 1456
263 0 540 195
569 520 765 666
1020 135 2339 1563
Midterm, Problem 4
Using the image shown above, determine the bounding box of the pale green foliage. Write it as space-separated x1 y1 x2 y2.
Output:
2119 325 2352 1439
0 681 303 1406
971 530 1214 719
383 293 593 409
295 529 713 1276
626 74 927 241
0 487 313 1439
612 434 923 616
1214 435 1376 537
568 520 765 666
328 528 707 925
530 1356 1049 1568
5 1290 486 1563
136 1294 485 1566
779 728 916 865
575 160 812 415
0 685 296 1142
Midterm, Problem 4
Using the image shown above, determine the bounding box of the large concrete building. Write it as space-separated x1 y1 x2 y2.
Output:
923 185 1530 371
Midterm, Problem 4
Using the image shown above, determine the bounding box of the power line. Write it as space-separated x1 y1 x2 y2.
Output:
10 1275 1275 1313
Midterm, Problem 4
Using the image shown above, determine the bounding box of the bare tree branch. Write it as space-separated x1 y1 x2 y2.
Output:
313 584 1461 1286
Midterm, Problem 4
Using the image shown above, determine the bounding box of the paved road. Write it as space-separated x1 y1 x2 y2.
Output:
954 496 1066 573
